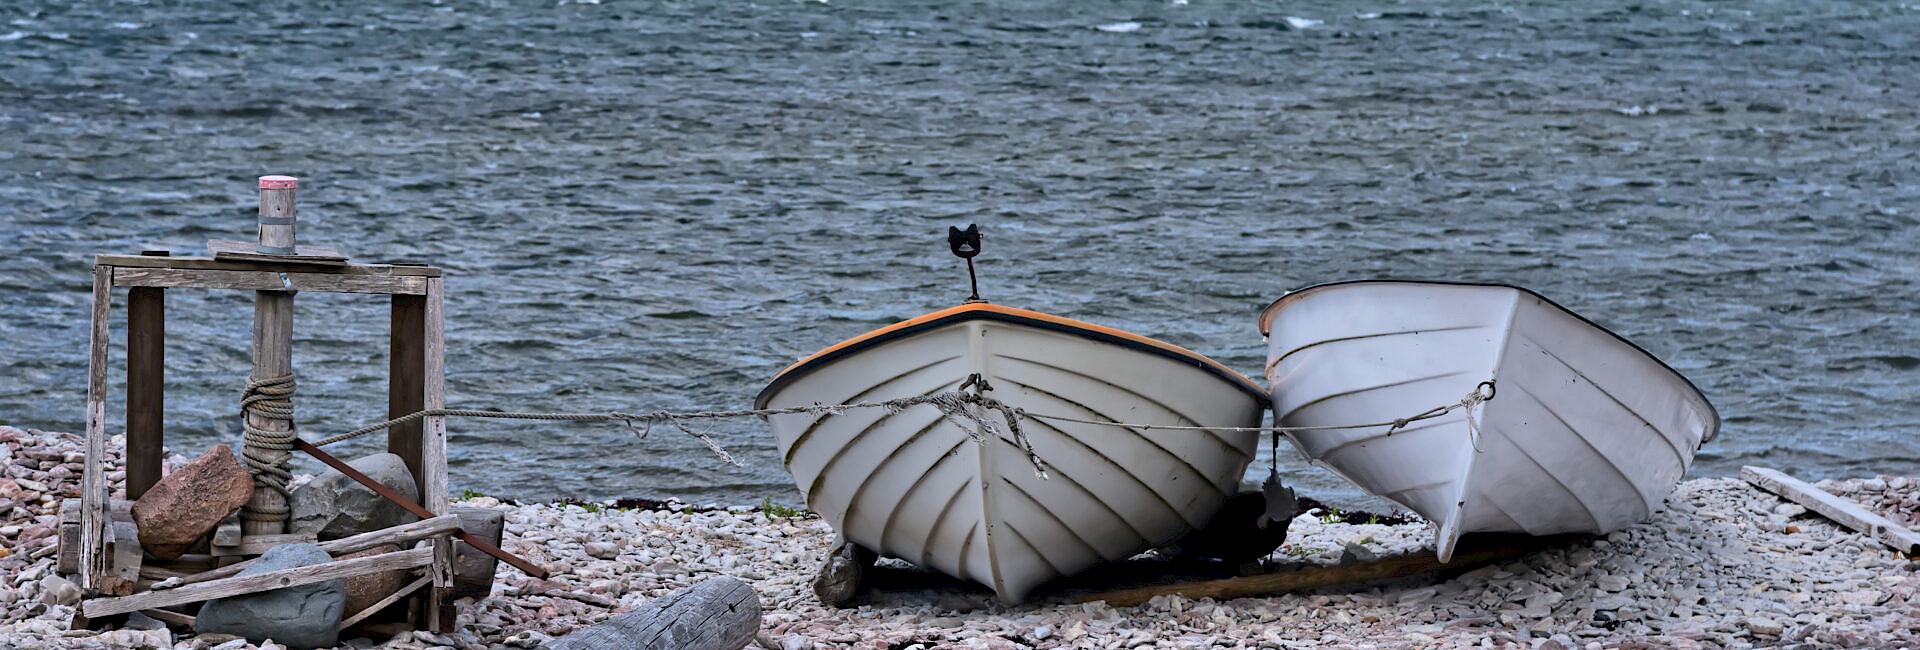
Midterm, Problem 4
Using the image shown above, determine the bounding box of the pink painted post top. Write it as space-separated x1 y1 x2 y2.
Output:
258 175 299 190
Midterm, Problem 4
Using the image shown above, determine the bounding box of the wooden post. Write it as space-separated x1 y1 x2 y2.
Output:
82 266 111 591
256 175 298 255
244 176 298 535
388 294 426 481
126 251 168 500
422 277 447 516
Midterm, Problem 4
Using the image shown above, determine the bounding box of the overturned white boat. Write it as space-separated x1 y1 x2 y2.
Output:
759 302 1268 603
1259 281 1719 561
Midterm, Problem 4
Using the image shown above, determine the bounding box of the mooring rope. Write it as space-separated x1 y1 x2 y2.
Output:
306 380 1495 478
239 373 298 521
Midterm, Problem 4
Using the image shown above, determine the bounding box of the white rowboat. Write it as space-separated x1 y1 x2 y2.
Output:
1259 281 1719 561
759 303 1268 603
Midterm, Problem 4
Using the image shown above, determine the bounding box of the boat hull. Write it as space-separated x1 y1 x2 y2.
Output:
1259 281 1719 561
760 304 1267 603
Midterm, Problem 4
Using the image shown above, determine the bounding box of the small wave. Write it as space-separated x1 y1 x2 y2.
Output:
1095 21 1141 33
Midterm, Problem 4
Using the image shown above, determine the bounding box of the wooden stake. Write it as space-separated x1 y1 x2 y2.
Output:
244 176 298 535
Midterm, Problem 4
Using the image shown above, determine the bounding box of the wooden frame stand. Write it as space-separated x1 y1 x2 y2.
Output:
79 252 452 628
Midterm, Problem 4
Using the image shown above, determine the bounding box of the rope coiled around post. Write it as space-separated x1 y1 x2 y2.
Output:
240 373 298 522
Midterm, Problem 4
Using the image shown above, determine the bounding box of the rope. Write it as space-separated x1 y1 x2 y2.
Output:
308 380 1496 477
240 373 298 521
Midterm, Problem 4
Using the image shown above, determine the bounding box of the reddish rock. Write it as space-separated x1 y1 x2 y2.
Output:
132 444 255 560
338 544 410 621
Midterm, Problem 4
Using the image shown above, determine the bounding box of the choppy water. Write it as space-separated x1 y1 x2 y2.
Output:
3 0 1917 511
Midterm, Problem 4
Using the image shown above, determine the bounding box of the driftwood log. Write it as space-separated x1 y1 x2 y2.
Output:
543 577 760 650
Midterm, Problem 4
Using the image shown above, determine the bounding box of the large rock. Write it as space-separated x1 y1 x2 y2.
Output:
195 543 345 649
132 444 254 560
289 453 419 540
337 544 409 622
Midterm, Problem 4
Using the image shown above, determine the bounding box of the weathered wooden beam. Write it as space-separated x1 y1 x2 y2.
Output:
82 547 433 618
82 265 111 592
544 577 761 650
422 276 448 517
1741 466 1920 556
180 515 462 586
112 268 427 295
210 533 320 557
294 440 547 579
95 254 440 277
1078 544 1538 607
125 251 166 500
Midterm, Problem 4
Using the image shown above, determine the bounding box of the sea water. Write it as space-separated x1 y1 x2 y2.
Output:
2 0 1916 510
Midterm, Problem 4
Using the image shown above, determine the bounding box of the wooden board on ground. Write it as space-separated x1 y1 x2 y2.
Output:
1077 540 1547 607
543 577 760 650
1741 466 1920 556
207 239 348 265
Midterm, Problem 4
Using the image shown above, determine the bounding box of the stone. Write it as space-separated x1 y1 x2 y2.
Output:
1747 618 1784 637
288 453 419 540
812 534 876 607
584 541 618 559
38 574 80 606
337 544 409 622
123 611 168 631
132 444 255 560
451 506 506 601
195 543 345 650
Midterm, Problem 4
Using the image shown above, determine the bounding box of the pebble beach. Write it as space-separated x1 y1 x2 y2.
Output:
3 424 1916 649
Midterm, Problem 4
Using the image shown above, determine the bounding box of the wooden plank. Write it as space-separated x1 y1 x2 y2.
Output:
181 515 462 586
139 608 194 628
212 518 242 548
112 268 426 295
544 577 761 650
294 440 547 579
82 265 111 592
1741 466 1920 556
209 533 319 557
1077 543 1538 607
422 277 448 517
96 254 440 276
388 293 426 483
103 517 143 596
82 547 434 618
244 286 294 536
338 575 430 632
125 261 164 499
430 535 455 632
58 498 81 575
208 239 348 265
